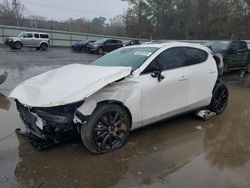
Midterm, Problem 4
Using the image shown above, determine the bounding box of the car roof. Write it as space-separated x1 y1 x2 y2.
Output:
23 32 49 35
128 41 211 52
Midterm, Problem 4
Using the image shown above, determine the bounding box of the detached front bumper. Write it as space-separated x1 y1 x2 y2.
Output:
16 101 87 147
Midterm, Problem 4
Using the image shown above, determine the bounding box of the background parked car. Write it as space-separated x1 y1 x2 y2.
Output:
205 40 250 73
71 40 95 52
123 40 140 46
5 32 50 51
86 38 123 54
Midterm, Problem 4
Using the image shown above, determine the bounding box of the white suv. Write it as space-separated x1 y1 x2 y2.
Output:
5 32 50 50
10 42 228 154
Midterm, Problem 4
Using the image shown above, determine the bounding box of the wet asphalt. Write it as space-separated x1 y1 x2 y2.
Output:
0 46 250 188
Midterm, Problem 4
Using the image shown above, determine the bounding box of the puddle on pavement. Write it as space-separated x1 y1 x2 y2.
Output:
1 67 250 187
223 71 250 88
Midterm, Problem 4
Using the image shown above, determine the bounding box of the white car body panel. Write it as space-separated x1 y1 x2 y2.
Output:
10 42 218 131
185 54 218 110
9 64 132 107
138 67 190 126
78 77 143 129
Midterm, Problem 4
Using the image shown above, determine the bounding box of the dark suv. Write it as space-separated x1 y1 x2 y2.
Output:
205 40 250 73
87 38 123 54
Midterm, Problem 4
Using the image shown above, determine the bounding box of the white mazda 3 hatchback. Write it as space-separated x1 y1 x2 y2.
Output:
10 42 229 154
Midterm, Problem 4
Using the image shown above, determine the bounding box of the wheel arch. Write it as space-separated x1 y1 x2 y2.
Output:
39 41 48 46
14 40 23 45
97 100 133 127
212 80 223 95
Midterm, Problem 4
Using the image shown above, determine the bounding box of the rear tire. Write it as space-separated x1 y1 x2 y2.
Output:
97 48 104 55
209 83 229 114
40 43 48 51
81 104 131 154
15 42 22 50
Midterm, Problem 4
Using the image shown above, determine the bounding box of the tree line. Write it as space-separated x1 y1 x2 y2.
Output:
123 0 250 40
1 0 250 40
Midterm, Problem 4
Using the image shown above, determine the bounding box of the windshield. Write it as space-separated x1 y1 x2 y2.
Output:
94 38 108 45
92 47 159 71
205 41 230 52
17 32 24 37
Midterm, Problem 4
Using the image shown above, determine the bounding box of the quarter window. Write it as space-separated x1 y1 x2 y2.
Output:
181 47 208 65
40 34 49 39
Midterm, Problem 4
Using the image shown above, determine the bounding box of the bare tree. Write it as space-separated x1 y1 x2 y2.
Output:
0 0 25 26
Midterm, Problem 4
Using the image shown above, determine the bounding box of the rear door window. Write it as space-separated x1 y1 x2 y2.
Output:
34 34 39 38
156 47 186 70
181 47 208 65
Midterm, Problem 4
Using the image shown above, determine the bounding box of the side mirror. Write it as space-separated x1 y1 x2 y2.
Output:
151 70 165 82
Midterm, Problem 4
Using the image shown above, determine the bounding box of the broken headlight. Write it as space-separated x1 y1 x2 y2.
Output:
31 100 84 124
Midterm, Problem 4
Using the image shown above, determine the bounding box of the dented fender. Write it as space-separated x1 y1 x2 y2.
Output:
77 77 142 129
77 98 98 116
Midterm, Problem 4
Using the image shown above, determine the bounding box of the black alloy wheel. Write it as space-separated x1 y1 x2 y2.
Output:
209 83 229 114
81 104 130 154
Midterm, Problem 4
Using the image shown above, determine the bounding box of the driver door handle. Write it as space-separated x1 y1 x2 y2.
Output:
179 75 188 81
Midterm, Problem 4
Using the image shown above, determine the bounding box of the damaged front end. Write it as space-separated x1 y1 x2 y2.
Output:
15 100 87 150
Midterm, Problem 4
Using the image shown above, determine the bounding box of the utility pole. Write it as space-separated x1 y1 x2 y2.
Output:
12 0 19 26
137 0 143 38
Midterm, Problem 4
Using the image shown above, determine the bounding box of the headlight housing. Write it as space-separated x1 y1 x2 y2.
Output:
31 100 84 124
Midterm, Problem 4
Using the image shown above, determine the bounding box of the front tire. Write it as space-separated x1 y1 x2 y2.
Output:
81 104 131 154
14 42 23 50
209 83 229 114
97 48 104 55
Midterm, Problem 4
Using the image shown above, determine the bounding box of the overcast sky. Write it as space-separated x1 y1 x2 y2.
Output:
19 0 129 21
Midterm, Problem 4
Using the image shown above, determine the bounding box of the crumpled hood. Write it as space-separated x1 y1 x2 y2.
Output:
9 64 132 107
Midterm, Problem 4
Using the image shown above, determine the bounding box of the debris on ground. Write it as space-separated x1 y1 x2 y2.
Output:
196 110 216 121
0 94 10 111
196 126 203 130
153 146 158 151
